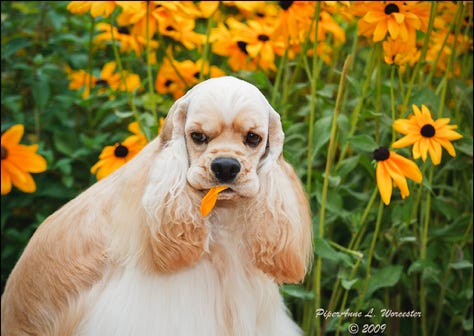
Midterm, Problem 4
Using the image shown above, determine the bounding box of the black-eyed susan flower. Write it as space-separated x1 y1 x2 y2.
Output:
90 121 147 180
271 1 315 44
210 21 258 72
94 23 159 56
352 1 430 44
373 146 422 205
98 61 140 93
238 19 280 72
66 68 97 98
155 58 225 99
392 104 463 165
382 37 420 72
1 124 47 195
125 121 148 149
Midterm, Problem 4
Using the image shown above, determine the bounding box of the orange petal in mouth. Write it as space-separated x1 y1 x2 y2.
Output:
200 186 229 217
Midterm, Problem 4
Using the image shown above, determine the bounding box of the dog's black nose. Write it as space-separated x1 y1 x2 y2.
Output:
211 158 241 183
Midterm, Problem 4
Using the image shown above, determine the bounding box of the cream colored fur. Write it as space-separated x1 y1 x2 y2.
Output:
1 76 313 336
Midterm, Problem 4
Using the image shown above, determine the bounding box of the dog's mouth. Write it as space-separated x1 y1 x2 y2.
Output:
217 187 236 200
198 186 238 201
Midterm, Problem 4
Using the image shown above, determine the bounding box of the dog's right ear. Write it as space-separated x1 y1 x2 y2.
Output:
142 91 208 274
158 95 188 144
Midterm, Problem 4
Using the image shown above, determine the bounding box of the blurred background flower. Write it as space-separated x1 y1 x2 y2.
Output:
1 124 47 195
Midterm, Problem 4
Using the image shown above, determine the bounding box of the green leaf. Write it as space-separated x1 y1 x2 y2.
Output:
348 134 378 153
1 37 32 59
341 278 359 290
313 237 352 266
281 284 314 300
31 75 50 109
336 155 360 177
312 116 332 156
365 265 403 298
449 260 473 270
314 237 340 262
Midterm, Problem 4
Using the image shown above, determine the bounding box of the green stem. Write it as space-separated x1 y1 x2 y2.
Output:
432 214 472 335
401 1 437 111
304 2 321 197
349 187 379 251
313 55 351 336
335 45 379 170
199 9 217 82
145 2 158 133
334 256 363 336
325 187 377 332
271 44 289 112
390 65 397 143
86 15 95 123
353 199 384 316
109 15 141 136
419 166 434 336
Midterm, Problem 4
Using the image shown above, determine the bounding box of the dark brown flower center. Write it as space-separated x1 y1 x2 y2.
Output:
373 146 390 161
237 41 249 55
114 144 129 158
279 1 294 10
95 79 109 87
117 26 130 35
384 3 400 15
1 145 7 160
420 124 436 138
258 34 270 42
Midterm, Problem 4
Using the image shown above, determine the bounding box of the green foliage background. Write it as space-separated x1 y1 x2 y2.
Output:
1 2 473 335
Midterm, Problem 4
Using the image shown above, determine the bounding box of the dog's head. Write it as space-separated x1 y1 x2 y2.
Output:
160 76 284 201
142 76 311 282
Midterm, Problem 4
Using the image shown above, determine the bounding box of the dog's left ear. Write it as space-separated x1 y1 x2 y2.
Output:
141 91 208 274
245 106 313 284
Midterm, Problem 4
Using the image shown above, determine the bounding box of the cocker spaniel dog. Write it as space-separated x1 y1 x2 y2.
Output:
1 76 313 336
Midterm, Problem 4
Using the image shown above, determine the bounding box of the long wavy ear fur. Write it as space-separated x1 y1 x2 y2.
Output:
141 94 208 273
244 108 313 284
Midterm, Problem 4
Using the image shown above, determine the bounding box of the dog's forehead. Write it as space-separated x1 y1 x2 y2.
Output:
186 77 270 124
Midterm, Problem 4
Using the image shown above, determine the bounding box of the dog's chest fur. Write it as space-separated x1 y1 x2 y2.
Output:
76 213 298 336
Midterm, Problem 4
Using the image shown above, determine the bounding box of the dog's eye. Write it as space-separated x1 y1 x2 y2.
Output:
191 132 208 144
245 132 262 147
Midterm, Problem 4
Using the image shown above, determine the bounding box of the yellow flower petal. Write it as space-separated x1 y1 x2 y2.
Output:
3 160 36 193
390 152 422 183
376 162 392 205
128 121 140 135
434 118 451 129
385 158 410 199
12 171 36 193
387 18 400 39
2 160 27 184
436 129 463 141
436 138 457 157
100 61 117 79
8 150 47 173
373 20 388 41
412 140 421 159
393 118 419 134
419 138 429 161
427 139 442 165
200 186 229 216
1 167 12 195
1 124 24 146
363 11 386 23
392 12 405 24
392 133 420 149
